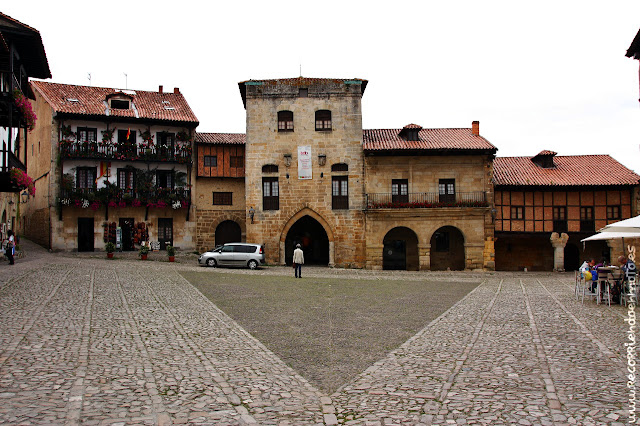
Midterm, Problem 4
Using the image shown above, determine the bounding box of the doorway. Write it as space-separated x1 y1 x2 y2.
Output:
382 227 419 270
215 220 242 247
119 218 134 251
284 215 329 265
158 218 173 250
78 218 94 252
430 226 465 270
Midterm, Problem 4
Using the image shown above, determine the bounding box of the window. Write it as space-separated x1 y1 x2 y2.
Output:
262 164 278 173
230 156 243 168
278 111 294 132
438 179 456 203
607 206 621 220
110 99 130 109
204 156 217 167
117 129 136 156
392 179 408 203
315 110 332 131
213 192 233 205
262 177 279 210
76 167 96 190
157 132 175 157
332 176 349 209
77 127 97 143
117 168 135 197
331 163 348 172
156 170 173 189
580 206 595 232
511 206 524 220
299 88 308 97
553 206 568 233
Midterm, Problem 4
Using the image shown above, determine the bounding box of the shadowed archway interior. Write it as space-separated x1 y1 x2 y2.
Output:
215 220 242 247
382 226 419 271
430 226 465 270
285 215 329 265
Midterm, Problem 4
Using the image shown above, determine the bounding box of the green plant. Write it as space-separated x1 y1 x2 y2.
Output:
139 245 150 257
166 245 176 256
105 242 116 253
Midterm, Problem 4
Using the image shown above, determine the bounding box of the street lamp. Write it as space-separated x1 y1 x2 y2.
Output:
21 191 28 204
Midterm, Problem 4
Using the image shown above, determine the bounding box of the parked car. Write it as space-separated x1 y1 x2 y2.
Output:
198 243 265 269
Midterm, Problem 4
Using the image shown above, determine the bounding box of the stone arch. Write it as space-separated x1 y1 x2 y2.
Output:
279 208 334 266
197 213 246 252
382 226 419 271
429 226 466 271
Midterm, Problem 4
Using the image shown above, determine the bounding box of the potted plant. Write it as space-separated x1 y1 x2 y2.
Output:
105 242 115 259
139 245 150 260
166 245 176 262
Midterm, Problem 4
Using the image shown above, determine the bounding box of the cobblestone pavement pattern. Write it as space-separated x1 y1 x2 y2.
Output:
0 239 633 425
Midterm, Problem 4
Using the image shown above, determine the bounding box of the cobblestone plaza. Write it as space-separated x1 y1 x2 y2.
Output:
0 241 633 425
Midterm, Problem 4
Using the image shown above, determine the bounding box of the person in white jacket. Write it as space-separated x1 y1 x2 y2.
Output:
293 244 304 278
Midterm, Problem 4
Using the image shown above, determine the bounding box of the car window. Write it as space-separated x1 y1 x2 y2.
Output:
241 245 255 253
221 245 235 253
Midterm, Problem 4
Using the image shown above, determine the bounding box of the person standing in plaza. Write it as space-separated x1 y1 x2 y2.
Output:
293 243 304 278
6 230 15 265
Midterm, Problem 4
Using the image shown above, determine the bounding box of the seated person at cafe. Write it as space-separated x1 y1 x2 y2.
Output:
618 255 637 300
588 259 599 292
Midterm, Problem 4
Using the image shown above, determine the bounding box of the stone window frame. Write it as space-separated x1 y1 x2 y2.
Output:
262 177 279 211
332 176 349 210
315 110 332 131
277 110 294 132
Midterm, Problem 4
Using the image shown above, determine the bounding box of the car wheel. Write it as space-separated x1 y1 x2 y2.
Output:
206 258 217 267
247 260 258 270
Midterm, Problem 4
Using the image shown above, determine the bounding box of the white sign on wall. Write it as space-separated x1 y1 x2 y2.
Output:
298 146 312 179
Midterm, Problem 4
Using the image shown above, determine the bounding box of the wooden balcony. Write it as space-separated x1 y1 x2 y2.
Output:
59 140 191 164
59 187 191 209
366 191 488 209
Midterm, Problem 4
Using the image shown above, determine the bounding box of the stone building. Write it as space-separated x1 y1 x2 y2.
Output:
23 81 199 251
212 77 497 270
493 150 640 271
194 132 246 252
362 123 496 271
240 77 367 267
0 12 50 238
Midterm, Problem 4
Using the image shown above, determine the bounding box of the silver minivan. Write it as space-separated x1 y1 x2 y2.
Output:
198 243 265 269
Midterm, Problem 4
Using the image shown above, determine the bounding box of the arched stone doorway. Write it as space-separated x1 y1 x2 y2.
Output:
284 215 329 265
215 220 242 247
382 227 419 271
430 226 465 271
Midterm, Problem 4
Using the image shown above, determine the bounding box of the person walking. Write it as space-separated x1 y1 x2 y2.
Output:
293 243 304 278
6 230 15 265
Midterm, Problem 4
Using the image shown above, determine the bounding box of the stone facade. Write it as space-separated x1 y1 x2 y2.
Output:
363 154 495 270
242 78 366 267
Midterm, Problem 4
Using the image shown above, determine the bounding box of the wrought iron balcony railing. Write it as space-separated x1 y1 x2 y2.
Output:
366 191 488 209
59 140 192 164
59 187 191 210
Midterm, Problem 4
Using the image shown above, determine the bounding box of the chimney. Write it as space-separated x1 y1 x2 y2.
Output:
472 120 479 136
158 85 163 94
174 87 180 94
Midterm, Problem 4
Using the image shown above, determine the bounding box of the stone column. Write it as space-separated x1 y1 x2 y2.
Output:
329 241 335 267
418 244 430 271
550 232 569 272
366 244 384 270
279 240 285 265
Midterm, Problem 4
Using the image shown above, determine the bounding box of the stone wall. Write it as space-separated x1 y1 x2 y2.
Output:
195 209 246 253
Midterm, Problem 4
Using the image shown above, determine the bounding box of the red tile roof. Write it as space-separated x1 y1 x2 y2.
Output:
535 150 557 156
196 133 246 144
493 155 640 187
363 128 497 152
31 81 199 124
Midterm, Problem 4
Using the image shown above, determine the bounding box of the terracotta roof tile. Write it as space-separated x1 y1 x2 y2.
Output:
493 155 640 187
31 81 199 124
363 128 497 152
195 133 246 144
536 150 557 156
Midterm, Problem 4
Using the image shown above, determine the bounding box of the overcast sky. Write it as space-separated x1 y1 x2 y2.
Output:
6 1 640 172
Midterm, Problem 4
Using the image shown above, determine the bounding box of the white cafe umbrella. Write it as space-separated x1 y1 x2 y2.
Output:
581 215 640 253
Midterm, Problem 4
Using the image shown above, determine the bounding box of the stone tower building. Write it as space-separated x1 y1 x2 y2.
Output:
239 77 367 267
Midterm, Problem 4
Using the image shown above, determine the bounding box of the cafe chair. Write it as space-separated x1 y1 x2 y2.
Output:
621 277 639 307
576 272 597 304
